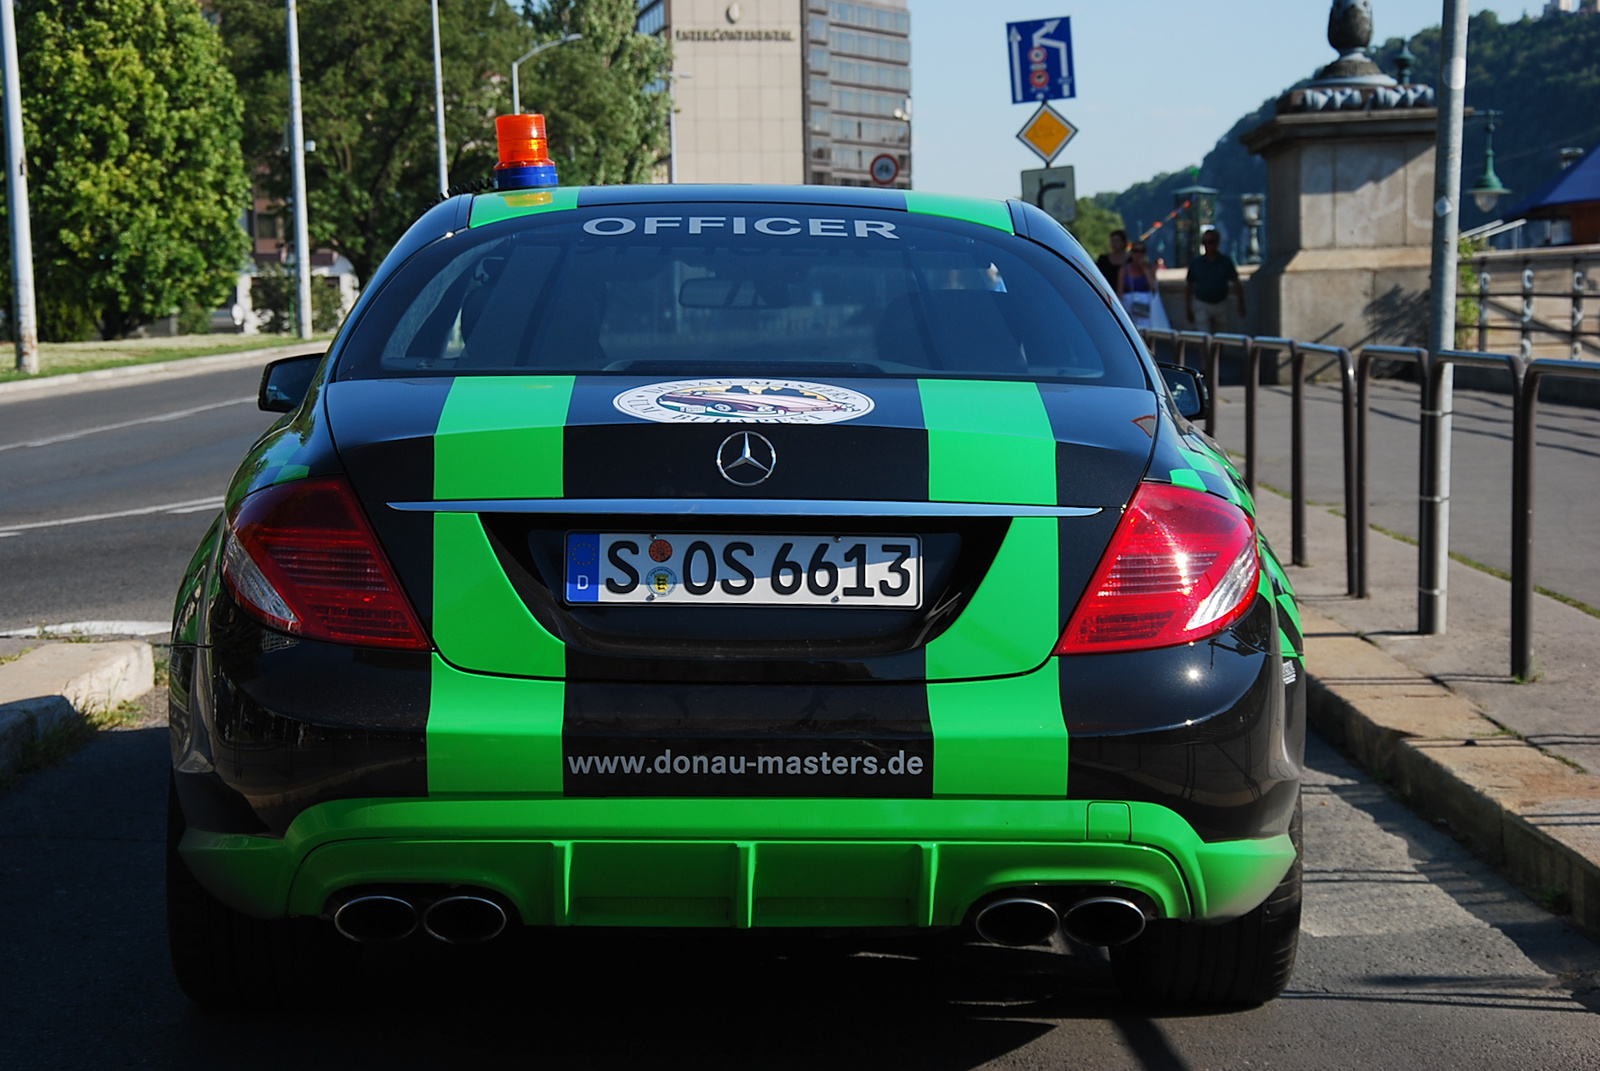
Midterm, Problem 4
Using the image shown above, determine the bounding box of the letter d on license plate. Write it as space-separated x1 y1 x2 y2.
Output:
565 532 921 608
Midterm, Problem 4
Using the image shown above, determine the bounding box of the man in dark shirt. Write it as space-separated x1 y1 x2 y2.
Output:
1185 229 1246 332
1096 229 1128 289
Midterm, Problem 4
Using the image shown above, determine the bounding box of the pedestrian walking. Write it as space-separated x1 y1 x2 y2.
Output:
1185 229 1246 333
1118 241 1169 331
1096 229 1129 289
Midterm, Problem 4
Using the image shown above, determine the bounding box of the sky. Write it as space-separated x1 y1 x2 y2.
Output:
908 0 1522 201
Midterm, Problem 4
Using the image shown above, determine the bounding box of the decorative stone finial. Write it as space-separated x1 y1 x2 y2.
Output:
1276 0 1434 112
1328 0 1374 52
1310 0 1394 87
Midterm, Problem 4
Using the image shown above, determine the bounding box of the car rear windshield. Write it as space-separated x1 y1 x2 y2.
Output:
335 202 1145 387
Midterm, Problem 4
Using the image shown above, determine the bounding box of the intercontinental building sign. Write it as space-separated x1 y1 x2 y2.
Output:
674 27 795 41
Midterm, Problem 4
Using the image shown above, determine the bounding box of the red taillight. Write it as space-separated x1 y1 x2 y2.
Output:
221 477 430 650
1055 482 1260 655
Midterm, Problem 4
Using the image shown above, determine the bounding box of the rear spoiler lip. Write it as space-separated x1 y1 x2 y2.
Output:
388 498 1104 519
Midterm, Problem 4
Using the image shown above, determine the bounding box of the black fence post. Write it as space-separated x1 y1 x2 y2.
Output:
1291 342 1307 566
1244 339 1260 498
1511 363 1536 681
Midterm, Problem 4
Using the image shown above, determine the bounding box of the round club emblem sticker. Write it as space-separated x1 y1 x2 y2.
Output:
613 378 875 425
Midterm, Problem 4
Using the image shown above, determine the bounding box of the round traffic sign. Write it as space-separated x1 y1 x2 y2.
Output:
869 154 899 186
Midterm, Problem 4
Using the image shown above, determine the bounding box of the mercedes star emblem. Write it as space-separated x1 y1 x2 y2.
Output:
716 431 777 486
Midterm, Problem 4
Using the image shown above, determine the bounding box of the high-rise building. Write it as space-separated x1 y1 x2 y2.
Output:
641 0 911 188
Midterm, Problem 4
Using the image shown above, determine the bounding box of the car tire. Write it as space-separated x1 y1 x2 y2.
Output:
166 778 356 1007
1109 796 1302 1007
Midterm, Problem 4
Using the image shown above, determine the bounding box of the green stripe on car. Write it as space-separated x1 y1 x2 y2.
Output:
427 655 564 794
902 191 1014 233
919 379 1055 505
434 376 574 499
469 186 581 228
928 662 1067 797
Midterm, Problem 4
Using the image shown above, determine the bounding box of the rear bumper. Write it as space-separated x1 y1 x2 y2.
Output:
180 796 1294 929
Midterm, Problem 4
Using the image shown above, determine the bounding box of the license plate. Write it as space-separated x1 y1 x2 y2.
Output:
564 533 921 608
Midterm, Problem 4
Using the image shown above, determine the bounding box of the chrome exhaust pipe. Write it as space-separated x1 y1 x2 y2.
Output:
332 894 417 944
1060 896 1147 947
974 897 1060 947
422 895 508 945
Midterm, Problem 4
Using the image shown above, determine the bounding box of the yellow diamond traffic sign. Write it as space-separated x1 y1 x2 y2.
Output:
1016 103 1077 165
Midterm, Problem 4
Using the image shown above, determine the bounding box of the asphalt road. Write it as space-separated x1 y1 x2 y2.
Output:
1 709 1595 1069
0 369 278 632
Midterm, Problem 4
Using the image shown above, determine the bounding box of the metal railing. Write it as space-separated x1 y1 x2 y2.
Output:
1140 327 1600 679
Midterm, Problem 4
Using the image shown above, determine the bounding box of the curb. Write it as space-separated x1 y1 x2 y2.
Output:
0 641 156 782
0 342 325 405
1301 605 1600 938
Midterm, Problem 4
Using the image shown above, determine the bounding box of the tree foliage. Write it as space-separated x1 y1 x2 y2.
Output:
2 0 251 340
216 0 671 287
525 0 672 186
1065 197 1124 260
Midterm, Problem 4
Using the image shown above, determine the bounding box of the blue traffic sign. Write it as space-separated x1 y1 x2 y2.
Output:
1007 17 1075 104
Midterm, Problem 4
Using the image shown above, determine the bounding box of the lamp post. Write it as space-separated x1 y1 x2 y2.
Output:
1469 109 1511 214
512 33 581 116
430 0 447 194
1 0 38 372
286 0 313 339
1241 193 1264 265
668 72 692 183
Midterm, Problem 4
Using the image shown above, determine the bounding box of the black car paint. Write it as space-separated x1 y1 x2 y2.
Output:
169 187 1299 849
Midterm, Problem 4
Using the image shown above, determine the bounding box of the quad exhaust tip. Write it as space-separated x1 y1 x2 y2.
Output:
423 895 508 945
974 898 1060 947
1060 896 1147 947
332 894 417 944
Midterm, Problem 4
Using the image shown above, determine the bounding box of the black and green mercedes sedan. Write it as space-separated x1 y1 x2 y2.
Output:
166 137 1304 1009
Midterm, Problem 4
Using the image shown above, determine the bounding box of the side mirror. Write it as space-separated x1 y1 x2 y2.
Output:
1158 362 1210 423
258 353 324 413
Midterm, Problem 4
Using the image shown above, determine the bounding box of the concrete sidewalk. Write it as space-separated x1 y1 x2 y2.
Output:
1253 481 1600 936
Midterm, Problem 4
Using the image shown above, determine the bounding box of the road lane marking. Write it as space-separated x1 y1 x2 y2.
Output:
0 620 170 638
0 396 256 452
0 496 224 535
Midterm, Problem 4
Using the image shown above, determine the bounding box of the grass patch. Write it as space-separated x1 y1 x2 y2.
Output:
1541 887 1574 917
0 646 33 667
0 334 328 385
2 694 161 788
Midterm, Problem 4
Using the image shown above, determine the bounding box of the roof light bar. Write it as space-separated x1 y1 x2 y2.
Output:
494 113 558 190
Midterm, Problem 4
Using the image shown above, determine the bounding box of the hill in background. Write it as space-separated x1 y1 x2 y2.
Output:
1100 11 1600 263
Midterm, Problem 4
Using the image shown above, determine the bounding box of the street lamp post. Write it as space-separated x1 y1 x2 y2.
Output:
2 0 38 373
430 0 447 194
668 72 692 184
285 0 313 339
1423 0 1470 635
512 33 582 116
1469 110 1511 214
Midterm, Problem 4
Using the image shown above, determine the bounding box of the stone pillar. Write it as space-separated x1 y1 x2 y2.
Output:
1242 109 1439 363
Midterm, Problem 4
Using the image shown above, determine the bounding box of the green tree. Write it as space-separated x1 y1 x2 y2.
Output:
2 0 250 340
216 0 671 287
524 0 672 186
1066 197 1125 260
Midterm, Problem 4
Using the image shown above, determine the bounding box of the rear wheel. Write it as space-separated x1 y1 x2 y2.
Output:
1110 797 1302 1007
167 778 355 1007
